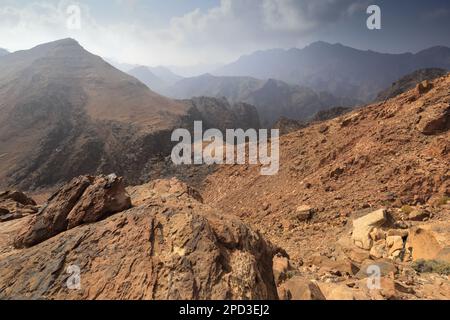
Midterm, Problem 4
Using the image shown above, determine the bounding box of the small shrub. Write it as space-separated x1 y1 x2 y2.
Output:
436 196 450 207
412 259 450 275
400 205 414 215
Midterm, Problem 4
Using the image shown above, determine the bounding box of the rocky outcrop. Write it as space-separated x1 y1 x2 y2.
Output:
0 177 279 300
0 191 36 206
417 102 449 135
183 96 261 132
407 222 450 263
0 191 38 222
375 68 447 101
272 117 305 135
14 174 131 248
278 277 325 300
352 209 387 250
127 178 204 206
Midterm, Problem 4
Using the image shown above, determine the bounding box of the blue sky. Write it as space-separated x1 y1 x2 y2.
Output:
0 0 449 67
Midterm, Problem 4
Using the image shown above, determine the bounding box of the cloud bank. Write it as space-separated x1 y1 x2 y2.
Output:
0 0 396 66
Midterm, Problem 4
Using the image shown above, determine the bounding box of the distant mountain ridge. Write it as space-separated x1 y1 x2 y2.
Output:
128 65 183 93
375 68 448 101
162 73 360 126
215 41 450 102
148 66 183 85
0 48 9 56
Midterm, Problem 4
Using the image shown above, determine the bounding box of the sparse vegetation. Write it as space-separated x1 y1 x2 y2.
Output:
412 259 450 275
400 205 414 215
436 196 450 207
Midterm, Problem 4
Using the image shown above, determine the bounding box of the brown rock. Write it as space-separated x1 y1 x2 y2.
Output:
358 277 399 300
279 277 325 300
0 191 36 206
387 229 409 238
14 174 131 248
379 277 398 300
311 256 359 276
369 228 386 242
408 209 430 221
318 282 356 300
416 102 449 135
352 209 387 250
0 191 39 222
370 240 387 259
295 205 313 221
66 174 131 229
356 259 397 279
406 221 450 262
416 80 433 95
127 178 203 206
386 235 404 258
0 181 279 300
337 236 370 263
273 254 291 285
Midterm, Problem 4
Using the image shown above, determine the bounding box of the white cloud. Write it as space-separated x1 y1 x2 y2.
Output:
0 0 364 66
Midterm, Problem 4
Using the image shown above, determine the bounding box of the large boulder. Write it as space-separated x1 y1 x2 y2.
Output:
416 102 449 135
0 178 279 300
272 254 291 285
278 277 325 300
14 174 131 248
317 283 357 300
0 191 36 206
352 209 387 250
356 259 397 279
406 222 450 262
0 191 38 222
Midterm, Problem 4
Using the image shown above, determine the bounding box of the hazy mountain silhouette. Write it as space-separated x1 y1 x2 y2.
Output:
128 66 168 93
215 41 450 101
0 48 9 56
128 65 183 93
148 66 183 85
162 73 360 126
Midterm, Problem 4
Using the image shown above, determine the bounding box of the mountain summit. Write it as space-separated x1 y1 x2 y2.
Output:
0 38 188 190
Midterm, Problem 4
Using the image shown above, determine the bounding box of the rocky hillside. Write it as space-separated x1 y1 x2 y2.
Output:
200 75 450 299
375 68 448 102
183 96 260 131
216 41 450 102
0 75 448 300
0 39 259 191
163 74 359 126
0 38 190 191
272 117 305 136
0 177 280 300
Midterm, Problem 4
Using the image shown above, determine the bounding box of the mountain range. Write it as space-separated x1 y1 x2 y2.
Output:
214 41 450 102
0 37 449 301
0 39 255 190
127 42 450 125
128 65 182 93
158 74 360 126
